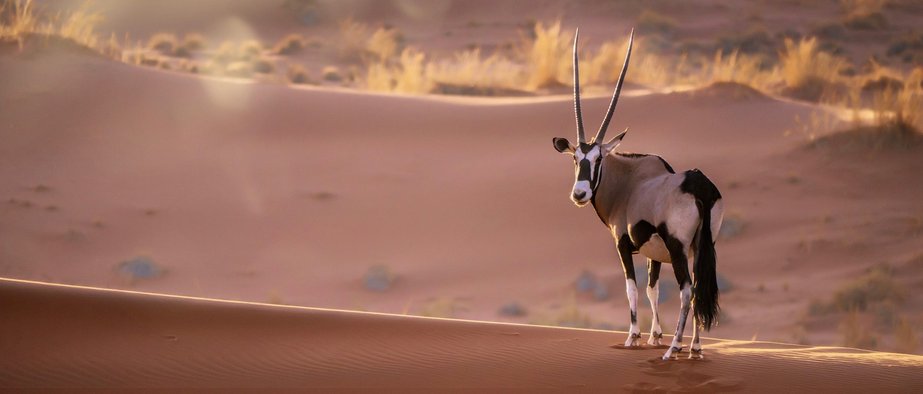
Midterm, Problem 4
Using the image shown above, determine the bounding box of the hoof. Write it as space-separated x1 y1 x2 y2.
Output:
688 348 704 360
661 346 683 360
624 332 642 347
647 332 663 346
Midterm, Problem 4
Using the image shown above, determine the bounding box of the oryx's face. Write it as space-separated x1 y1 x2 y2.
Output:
553 136 624 206
553 27 633 208
553 139 604 206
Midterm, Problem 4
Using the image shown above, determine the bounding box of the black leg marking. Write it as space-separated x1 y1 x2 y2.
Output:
617 234 638 325
617 234 637 282
648 260 661 289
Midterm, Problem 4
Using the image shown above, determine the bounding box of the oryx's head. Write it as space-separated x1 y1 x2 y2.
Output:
553 29 633 207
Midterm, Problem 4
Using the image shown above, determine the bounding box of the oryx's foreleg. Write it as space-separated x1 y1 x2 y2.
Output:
646 259 664 346
617 234 641 347
662 234 692 360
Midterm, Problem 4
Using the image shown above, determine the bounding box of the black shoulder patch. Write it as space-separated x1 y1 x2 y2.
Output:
616 152 675 174
680 169 722 207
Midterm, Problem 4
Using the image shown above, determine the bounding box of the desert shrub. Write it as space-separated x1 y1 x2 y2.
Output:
498 301 527 317
367 27 400 61
521 20 571 90
148 32 178 54
636 9 676 35
363 265 394 292
779 37 848 101
181 33 206 51
272 33 306 55
286 64 313 84
117 256 164 282
238 39 263 60
322 65 343 82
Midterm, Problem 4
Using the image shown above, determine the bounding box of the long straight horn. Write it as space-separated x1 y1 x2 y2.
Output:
573 29 586 144
594 29 633 143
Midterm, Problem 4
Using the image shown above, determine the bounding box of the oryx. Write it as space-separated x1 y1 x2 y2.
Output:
551 30 724 360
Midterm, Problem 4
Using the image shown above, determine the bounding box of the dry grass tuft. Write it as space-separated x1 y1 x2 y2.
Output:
779 37 848 102
429 48 523 94
56 3 103 49
520 20 571 90
365 48 432 94
366 27 400 61
708 50 776 90
0 0 38 47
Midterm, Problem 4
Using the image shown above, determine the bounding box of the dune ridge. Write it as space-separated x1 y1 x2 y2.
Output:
1 277 921 391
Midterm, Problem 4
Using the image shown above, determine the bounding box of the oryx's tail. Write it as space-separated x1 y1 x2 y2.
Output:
690 172 721 331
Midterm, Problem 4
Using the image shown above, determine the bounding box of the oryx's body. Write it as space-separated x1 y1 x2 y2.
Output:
552 29 724 360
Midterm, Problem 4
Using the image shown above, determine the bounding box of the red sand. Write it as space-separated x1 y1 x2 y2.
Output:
3 278 921 391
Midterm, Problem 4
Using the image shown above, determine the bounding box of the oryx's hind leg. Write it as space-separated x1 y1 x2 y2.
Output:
662 232 692 360
617 235 642 347
689 315 703 359
646 260 664 346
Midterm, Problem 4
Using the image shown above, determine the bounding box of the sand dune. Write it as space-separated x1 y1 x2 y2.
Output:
2 277 921 391
3 35 922 346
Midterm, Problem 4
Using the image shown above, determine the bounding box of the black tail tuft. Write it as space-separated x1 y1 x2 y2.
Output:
693 199 720 331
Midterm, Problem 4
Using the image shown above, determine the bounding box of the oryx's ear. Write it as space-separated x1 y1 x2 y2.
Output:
553 137 575 154
600 129 628 156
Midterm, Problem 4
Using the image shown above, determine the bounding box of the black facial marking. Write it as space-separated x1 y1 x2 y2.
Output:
616 152 675 174
629 220 657 249
577 158 592 181
680 169 721 207
648 260 662 289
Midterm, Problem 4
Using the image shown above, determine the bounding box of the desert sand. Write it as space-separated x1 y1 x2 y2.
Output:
3 277 922 391
2 0 923 391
